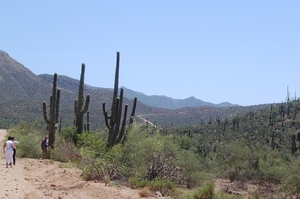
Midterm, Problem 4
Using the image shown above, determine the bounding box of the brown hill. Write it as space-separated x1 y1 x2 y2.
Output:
0 50 51 102
0 50 162 129
0 50 269 129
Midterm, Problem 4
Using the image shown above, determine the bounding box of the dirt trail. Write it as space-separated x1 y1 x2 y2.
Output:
0 130 162 199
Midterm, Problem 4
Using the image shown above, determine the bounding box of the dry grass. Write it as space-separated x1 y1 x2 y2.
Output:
138 186 153 197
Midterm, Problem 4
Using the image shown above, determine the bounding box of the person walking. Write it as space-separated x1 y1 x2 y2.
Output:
11 137 19 165
41 136 48 159
3 136 15 168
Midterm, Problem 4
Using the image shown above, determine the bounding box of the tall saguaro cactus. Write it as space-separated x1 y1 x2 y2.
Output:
102 52 137 148
42 73 60 148
74 64 90 141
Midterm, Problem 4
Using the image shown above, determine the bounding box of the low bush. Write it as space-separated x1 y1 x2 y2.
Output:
8 122 45 159
129 177 176 196
185 182 214 199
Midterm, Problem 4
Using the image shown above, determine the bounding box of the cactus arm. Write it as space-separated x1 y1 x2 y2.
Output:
115 89 124 131
42 101 50 124
129 97 137 124
74 99 78 116
86 112 90 132
55 89 60 124
117 104 128 144
112 89 124 145
102 102 107 115
111 97 119 124
102 102 111 129
82 94 90 113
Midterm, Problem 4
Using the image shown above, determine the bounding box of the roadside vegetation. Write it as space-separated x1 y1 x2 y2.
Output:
5 98 300 199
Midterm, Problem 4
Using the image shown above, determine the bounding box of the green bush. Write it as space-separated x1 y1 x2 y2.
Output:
129 177 176 196
185 182 214 199
214 192 242 199
49 137 79 162
177 150 211 188
8 122 45 159
75 131 111 181
275 157 300 198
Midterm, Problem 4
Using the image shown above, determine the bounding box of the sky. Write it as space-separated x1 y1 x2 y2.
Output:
1 1 299 106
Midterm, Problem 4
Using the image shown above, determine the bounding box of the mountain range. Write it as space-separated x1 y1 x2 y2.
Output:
0 50 269 129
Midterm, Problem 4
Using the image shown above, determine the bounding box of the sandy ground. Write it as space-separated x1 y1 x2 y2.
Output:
0 130 165 199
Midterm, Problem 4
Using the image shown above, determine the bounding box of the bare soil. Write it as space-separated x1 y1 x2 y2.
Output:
0 129 164 199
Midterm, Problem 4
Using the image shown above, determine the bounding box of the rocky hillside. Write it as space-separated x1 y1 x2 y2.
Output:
0 50 269 129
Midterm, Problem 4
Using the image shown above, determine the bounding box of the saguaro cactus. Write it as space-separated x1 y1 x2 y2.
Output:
74 64 90 141
291 134 298 155
42 73 60 148
102 52 137 148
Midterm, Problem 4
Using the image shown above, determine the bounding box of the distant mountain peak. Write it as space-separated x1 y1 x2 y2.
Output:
121 87 239 109
0 50 9 57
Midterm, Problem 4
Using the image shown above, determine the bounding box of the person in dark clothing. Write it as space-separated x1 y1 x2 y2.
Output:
11 137 19 165
41 136 48 159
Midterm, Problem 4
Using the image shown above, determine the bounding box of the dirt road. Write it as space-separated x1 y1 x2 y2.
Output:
0 129 162 199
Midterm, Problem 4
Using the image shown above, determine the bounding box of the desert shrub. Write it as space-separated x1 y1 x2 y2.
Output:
76 131 107 152
129 177 176 196
76 130 130 181
275 157 300 198
79 153 114 181
150 178 176 196
44 126 81 162
58 126 77 142
210 140 269 183
50 138 79 162
15 132 42 158
227 168 239 182
7 122 82 160
214 191 242 199
131 133 185 183
250 191 261 199
75 131 111 181
178 136 193 150
120 127 182 181
177 149 211 188
185 182 214 199
258 151 287 183
107 125 210 188
114 126 150 178
138 186 152 197
8 122 44 158
8 121 43 136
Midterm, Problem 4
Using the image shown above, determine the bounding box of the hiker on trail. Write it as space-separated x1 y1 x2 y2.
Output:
3 136 15 168
11 137 19 165
41 136 48 159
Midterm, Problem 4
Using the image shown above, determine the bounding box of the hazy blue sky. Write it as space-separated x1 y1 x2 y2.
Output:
1 1 299 106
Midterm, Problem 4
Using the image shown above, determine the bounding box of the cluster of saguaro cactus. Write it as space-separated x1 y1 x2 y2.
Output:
74 64 90 142
41 54 137 148
102 52 137 148
42 73 60 148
